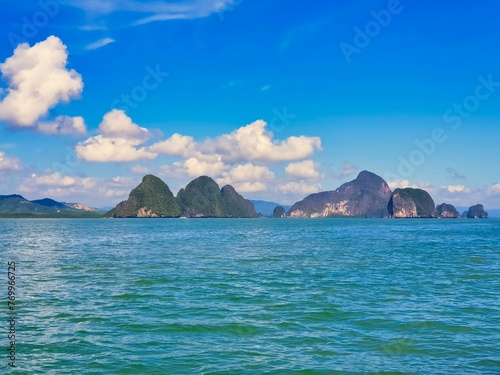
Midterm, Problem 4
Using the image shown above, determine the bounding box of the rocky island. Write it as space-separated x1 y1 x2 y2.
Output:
434 203 461 218
107 175 258 218
466 204 489 219
388 188 435 218
288 171 392 218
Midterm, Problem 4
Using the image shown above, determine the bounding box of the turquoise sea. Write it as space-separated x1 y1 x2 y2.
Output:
2 218 500 374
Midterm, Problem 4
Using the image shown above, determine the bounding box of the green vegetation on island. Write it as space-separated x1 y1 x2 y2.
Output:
0 194 102 218
0 171 492 220
106 174 180 218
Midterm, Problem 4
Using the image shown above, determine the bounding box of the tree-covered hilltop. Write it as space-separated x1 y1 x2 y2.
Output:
106 174 180 218
177 176 226 217
177 176 257 218
221 185 259 218
388 188 435 218
106 175 258 218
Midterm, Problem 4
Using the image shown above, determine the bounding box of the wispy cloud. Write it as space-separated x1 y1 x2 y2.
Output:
279 19 328 51
446 167 467 180
66 0 237 26
84 37 115 51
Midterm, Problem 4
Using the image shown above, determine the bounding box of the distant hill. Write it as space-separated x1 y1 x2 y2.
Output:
250 200 292 217
0 195 101 217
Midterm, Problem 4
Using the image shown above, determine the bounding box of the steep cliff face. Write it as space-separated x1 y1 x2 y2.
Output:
388 188 435 218
106 175 180 218
467 204 488 218
434 203 460 218
288 171 392 218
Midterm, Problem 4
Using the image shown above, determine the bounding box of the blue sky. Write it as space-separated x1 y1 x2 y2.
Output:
0 0 499 208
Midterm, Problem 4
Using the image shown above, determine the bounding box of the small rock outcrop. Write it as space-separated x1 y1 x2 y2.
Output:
106 175 180 218
467 204 488 219
288 171 392 218
272 206 286 218
388 188 435 218
434 203 460 218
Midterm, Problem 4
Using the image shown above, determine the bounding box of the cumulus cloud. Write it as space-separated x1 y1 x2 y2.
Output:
213 120 322 163
277 181 322 195
0 151 23 172
442 185 471 194
285 160 321 180
217 163 275 192
149 133 195 157
76 110 156 162
66 0 237 26
0 36 84 135
178 156 226 178
84 37 115 51
19 171 135 202
159 119 323 164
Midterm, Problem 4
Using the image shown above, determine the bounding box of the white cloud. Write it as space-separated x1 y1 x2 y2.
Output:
178 156 227 178
150 119 322 165
219 163 275 183
36 116 87 136
67 0 237 26
489 183 500 196
18 171 136 203
0 36 84 131
388 179 413 189
99 109 150 140
277 181 322 195
0 151 23 172
84 37 115 51
285 160 321 180
229 181 267 193
131 165 150 175
76 110 155 162
199 120 322 163
217 163 275 192
442 185 471 194
149 133 195 157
